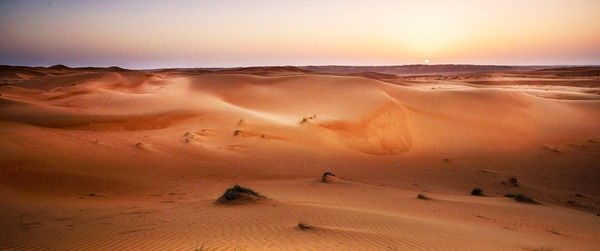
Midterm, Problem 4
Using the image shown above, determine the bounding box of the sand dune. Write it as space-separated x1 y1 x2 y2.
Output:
1 65 599 250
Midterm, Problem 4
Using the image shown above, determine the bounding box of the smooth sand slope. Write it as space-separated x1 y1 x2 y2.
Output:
0 65 599 250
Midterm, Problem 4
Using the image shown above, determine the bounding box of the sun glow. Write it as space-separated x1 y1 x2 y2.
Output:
0 0 599 67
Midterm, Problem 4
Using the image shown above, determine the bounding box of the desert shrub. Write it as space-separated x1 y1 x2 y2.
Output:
515 194 536 203
471 188 483 196
417 194 429 200
321 172 336 182
504 193 537 204
297 221 312 230
222 185 261 200
509 177 518 186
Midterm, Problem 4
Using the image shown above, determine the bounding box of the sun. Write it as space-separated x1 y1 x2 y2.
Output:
424 59 430 64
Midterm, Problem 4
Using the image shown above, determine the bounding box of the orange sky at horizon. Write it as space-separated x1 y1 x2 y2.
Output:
1 0 599 68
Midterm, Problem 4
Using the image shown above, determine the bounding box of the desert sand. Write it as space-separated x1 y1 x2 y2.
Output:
0 65 599 250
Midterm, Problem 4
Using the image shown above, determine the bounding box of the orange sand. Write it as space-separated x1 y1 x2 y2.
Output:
1 65 599 250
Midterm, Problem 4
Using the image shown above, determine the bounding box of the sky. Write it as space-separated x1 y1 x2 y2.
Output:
1 0 599 68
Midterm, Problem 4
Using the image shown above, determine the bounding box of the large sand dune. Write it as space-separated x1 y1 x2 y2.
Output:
1 65 599 250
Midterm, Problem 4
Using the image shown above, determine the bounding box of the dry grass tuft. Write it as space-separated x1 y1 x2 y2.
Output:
297 221 312 230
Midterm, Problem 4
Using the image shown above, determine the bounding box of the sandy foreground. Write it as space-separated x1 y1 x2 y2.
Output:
0 65 599 250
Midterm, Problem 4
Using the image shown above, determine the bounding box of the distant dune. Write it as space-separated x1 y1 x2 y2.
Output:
0 65 599 250
299 64 553 76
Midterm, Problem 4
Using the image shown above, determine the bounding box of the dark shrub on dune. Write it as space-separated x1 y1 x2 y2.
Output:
297 221 312 230
321 172 336 182
471 188 483 196
417 194 430 200
514 194 537 204
504 193 537 204
216 185 264 204
509 177 518 186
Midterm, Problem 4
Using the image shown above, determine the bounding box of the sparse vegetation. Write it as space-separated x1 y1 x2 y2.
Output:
233 130 240 136
514 194 536 203
471 188 483 196
300 114 317 124
216 185 264 204
509 177 518 186
135 142 142 148
504 193 537 204
183 131 194 143
223 185 261 199
321 172 336 182
297 221 312 230
417 194 430 200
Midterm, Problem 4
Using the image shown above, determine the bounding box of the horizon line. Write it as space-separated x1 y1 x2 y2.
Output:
3 63 600 71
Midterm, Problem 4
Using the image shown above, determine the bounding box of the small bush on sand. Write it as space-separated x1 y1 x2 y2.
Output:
509 177 518 186
233 130 240 136
321 172 336 182
216 185 264 204
514 194 536 203
471 188 483 196
297 221 312 230
417 194 430 200
504 193 537 204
